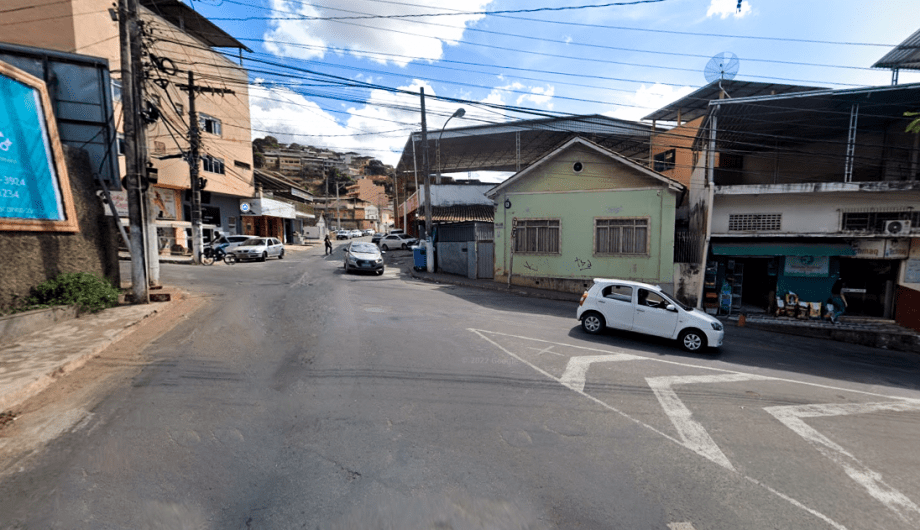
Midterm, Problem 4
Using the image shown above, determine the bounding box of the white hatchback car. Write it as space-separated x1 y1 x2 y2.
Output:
576 279 724 352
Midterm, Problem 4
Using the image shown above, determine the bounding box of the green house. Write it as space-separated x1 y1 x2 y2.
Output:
486 137 686 295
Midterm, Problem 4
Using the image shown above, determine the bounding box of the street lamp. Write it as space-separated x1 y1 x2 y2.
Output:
437 108 465 184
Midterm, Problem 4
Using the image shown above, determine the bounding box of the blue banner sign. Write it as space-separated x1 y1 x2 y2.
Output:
0 74 65 221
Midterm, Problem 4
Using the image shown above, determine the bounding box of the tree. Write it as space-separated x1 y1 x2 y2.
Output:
907 111 920 134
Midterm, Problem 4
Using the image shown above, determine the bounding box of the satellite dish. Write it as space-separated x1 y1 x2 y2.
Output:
704 52 740 96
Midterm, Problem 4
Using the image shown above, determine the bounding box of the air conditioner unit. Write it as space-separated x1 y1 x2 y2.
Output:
883 219 911 236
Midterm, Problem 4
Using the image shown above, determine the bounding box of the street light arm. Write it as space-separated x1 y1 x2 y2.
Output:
437 108 466 178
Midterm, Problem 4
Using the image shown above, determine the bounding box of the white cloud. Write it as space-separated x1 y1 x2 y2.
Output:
263 0 492 67
604 83 695 122
706 0 752 19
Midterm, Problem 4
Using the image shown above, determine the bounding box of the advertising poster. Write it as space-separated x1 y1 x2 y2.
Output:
784 255 830 277
0 74 64 221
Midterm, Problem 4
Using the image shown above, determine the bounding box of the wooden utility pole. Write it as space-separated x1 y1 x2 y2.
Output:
187 71 203 263
118 0 148 303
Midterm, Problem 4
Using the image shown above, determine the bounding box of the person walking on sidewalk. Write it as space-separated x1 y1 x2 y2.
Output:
324 234 332 255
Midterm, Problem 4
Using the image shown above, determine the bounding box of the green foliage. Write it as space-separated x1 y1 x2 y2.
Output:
907 111 920 134
26 272 120 313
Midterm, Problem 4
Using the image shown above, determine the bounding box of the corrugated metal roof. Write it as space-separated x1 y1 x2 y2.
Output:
873 27 920 70
416 205 495 223
642 79 823 123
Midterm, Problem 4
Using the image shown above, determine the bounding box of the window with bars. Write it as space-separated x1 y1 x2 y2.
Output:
199 113 222 136
728 213 782 231
202 155 225 174
513 219 560 254
595 218 649 255
841 211 919 231
653 149 675 172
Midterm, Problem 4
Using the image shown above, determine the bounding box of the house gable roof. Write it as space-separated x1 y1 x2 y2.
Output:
486 136 685 198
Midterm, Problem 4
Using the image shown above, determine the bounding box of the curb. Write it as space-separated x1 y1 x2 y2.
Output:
405 266 581 303
0 296 178 412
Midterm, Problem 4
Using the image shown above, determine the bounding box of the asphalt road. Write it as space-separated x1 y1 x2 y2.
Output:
1 240 919 529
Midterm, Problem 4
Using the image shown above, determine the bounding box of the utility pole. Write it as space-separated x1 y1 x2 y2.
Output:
420 88 431 240
334 170 341 229
187 70 203 263
118 0 148 303
420 88 434 272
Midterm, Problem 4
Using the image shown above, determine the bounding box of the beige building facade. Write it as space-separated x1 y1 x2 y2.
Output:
0 0 254 249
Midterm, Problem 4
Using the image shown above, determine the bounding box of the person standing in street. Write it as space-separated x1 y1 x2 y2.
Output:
324 233 332 255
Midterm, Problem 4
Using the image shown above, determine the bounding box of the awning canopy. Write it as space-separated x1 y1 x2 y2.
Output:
711 242 856 257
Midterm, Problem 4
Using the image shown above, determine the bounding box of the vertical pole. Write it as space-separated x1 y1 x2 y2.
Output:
420 88 431 241
697 109 718 308
188 70 203 264
118 0 148 303
335 172 341 229
129 8 159 285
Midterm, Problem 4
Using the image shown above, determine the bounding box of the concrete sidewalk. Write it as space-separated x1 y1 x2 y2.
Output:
0 298 173 412
404 262 920 354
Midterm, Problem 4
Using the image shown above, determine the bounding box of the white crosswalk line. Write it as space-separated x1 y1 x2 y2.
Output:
559 354 643 392
646 374 773 471
766 400 920 524
667 523 696 530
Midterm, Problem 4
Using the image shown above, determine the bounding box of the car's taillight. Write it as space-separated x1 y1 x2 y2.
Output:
579 292 588 306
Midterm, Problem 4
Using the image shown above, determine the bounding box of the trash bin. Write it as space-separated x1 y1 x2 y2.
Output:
412 245 426 271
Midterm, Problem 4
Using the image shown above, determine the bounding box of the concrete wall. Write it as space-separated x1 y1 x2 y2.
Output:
0 147 120 309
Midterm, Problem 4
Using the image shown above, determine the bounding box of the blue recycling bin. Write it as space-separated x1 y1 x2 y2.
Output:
413 245 426 270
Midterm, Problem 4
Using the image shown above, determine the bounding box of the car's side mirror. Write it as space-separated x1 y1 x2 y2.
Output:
666 304 677 312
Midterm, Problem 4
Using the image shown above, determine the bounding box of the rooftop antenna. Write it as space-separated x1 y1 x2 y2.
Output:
704 52 740 98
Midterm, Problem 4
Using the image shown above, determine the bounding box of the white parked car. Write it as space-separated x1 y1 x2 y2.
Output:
378 233 418 250
576 279 724 352
231 237 284 262
349 229 363 239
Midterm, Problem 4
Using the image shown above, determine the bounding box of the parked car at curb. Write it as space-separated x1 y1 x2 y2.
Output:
231 237 284 262
576 279 724 353
371 232 384 244
349 229 363 239
212 235 251 252
336 230 350 240
343 241 385 275
363 229 375 236
378 233 418 250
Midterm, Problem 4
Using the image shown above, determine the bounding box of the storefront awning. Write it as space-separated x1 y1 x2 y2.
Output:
711 242 856 257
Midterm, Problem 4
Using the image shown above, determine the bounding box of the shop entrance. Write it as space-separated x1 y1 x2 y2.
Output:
837 259 898 318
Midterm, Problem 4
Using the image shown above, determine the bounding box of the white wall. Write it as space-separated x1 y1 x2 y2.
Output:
712 191 920 236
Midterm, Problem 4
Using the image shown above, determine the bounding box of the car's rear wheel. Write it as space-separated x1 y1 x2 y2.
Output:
678 329 707 352
279 249 284 259
401 243 408 250
581 312 605 334
259 252 267 262
381 244 389 251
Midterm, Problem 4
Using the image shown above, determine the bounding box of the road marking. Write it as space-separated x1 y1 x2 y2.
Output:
526 345 565 357
667 523 696 530
646 374 773 471
469 329 852 530
559 354 643 392
765 401 920 524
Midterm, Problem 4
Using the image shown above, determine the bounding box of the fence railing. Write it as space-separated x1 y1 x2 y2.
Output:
674 231 702 264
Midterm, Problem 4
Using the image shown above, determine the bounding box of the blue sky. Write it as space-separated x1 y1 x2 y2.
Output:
187 0 920 167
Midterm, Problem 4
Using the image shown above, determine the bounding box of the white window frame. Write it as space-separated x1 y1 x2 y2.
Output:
202 155 225 174
199 113 222 136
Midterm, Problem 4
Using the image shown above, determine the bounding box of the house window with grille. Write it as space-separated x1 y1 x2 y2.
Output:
728 213 781 231
841 210 918 232
513 219 560 254
595 218 649 255
653 149 675 172
199 113 222 136
202 155 225 174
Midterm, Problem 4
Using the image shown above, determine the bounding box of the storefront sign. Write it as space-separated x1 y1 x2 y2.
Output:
0 62 77 231
850 239 886 258
150 187 177 220
101 190 130 217
784 255 829 277
904 260 920 284
884 238 909 259
290 187 312 200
